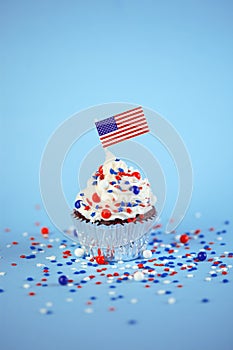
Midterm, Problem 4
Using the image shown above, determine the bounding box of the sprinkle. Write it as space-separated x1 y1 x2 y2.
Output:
41 227 49 235
143 250 152 259
201 298 209 303
74 248 85 257
167 297 176 304
84 308 94 314
110 168 117 175
133 271 144 281
128 319 138 325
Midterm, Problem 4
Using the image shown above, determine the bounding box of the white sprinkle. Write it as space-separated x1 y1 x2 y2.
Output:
168 297 176 304
125 264 132 269
132 265 139 270
107 279 114 284
83 277 90 281
205 277 212 282
108 291 116 296
66 298 73 302
130 298 138 304
217 236 223 241
6 244 11 248
133 271 144 281
39 308 48 314
22 232 28 237
23 284 30 289
143 250 152 259
119 267 126 270
0 272 6 276
211 266 217 270
157 289 166 295
84 308 93 314
163 279 171 284
74 248 85 258
195 212 201 218
228 265 232 269
36 263 45 267
46 255 56 260
118 260 124 264
59 244 66 249
46 302 53 307
186 274 194 278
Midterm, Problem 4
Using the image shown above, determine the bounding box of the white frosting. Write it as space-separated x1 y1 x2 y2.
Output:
74 151 156 223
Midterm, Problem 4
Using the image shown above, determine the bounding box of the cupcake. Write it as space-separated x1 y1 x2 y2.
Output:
72 151 157 261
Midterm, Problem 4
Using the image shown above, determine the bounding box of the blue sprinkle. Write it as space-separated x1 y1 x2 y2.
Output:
57 271 63 274
120 201 125 206
50 260 57 263
74 200 81 209
42 284 48 287
69 289 76 293
0 289 4 293
30 246 36 250
165 291 172 294
118 168 124 172
27 277 34 281
90 296 97 300
57 263 63 266
118 207 123 212
80 280 87 284
92 175 98 179
202 298 209 303
110 168 117 175
125 181 130 185
118 295 124 299
91 212 96 217
109 285 116 288
224 220 230 225
66 262 72 265
131 186 140 195
44 273 50 276
95 205 99 209
135 199 142 203
79 270 86 274
80 193 84 196
128 320 137 325
111 181 116 185
222 279 229 283
153 280 159 283
107 190 113 193
58 275 68 285
92 181 97 186
115 158 120 161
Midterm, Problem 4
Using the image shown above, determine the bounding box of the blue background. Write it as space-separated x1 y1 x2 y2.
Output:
1 1 233 350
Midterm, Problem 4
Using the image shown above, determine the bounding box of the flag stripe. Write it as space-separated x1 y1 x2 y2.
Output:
102 128 150 148
114 106 142 118
99 120 148 141
116 114 145 126
101 126 149 146
115 110 144 122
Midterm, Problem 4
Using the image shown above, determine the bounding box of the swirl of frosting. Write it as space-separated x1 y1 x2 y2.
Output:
74 151 156 223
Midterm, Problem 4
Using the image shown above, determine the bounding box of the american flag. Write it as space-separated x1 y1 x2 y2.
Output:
95 106 150 148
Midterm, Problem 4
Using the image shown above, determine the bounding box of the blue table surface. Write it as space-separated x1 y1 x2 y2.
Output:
1 1 233 349
1 210 232 350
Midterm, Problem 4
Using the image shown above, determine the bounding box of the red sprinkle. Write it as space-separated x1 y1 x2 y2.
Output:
41 227 49 235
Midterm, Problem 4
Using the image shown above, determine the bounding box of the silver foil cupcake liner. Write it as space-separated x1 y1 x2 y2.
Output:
65 218 156 261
